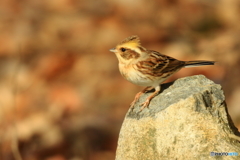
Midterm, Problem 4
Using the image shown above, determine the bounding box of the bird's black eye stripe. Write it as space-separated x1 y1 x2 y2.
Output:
120 48 126 52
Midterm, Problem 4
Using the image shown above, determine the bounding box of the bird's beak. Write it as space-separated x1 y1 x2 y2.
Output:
109 48 116 53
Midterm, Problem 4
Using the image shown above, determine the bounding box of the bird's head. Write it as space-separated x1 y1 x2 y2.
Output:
110 35 147 64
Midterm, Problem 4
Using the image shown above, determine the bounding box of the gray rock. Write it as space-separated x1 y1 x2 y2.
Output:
116 75 240 160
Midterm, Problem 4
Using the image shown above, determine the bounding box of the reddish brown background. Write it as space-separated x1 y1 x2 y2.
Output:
0 0 240 160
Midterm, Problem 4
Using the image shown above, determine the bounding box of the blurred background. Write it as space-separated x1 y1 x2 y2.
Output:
0 0 239 160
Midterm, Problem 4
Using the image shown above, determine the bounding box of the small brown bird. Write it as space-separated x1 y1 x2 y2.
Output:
110 35 215 111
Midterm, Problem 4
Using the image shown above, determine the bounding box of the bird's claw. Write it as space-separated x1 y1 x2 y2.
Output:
138 100 150 112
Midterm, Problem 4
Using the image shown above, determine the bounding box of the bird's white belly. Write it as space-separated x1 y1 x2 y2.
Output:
119 65 154 87
119 63 171 87
127 71 152 86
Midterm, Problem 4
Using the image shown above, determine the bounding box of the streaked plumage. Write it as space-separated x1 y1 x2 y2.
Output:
110 35 215 111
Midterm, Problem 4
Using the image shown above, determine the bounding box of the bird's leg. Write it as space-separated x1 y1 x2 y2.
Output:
130 86 152 110
139 85 161 112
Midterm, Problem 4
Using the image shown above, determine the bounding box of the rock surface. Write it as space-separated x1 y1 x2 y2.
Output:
116 75 240 160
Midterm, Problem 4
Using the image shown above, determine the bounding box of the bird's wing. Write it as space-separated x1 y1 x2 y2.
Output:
150 50 185 73
137 50 185 77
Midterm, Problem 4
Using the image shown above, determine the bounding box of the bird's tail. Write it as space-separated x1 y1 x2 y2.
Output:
184 60 215 68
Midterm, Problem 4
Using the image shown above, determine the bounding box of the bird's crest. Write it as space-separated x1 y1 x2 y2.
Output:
118 35 141 49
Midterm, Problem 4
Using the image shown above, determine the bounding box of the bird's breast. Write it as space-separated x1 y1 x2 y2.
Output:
118 63 153 86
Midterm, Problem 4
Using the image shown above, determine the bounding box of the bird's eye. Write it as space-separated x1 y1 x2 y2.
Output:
120 48 126 52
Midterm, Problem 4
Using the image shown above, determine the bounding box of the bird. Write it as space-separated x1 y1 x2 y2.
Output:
110 35 215 111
